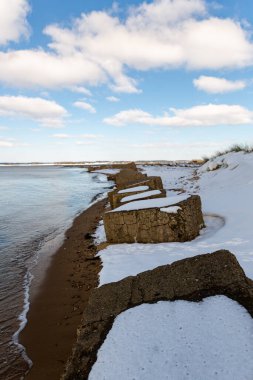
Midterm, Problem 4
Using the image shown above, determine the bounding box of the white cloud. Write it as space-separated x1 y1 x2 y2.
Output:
106 96 120 102
104 109 152 126
181 18 253 69
128 0 206 26
0 96 68 127
194 76 246 93
0 0 30 45
104 104 253 127
74 101 96 114
0 0 252 91
0 125 8 130
0 51 106 89
70 86 92 96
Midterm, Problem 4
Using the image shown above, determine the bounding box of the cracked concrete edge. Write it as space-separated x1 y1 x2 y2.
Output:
107 176 165 208
104 195 204 244
111 189 167 210
62 250 253 380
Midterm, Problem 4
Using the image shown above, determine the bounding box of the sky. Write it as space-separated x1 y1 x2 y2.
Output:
1 0 253 162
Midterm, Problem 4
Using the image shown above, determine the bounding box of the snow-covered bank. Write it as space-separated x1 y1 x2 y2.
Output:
89 154 253 380
97 153 253 284
89 296 253 380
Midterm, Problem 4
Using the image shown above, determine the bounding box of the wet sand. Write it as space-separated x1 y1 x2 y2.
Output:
20 198 108 380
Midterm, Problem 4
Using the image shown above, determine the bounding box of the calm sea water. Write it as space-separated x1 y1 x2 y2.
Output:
0 166 111 380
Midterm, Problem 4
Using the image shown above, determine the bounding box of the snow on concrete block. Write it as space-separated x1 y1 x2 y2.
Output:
62 250 253 380
120 189 162 203
118 185 149 194
104 194 204 243
108 175 165 210
123 176 164 191
109 188 166 210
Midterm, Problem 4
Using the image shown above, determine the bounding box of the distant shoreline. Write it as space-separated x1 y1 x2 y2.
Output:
0 160 202 168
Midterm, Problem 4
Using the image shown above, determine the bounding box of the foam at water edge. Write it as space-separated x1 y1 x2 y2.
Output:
10 187 110 378
12 270 33 374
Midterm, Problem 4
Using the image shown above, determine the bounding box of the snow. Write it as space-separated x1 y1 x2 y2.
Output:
98 152 253 284
140 165 196 192
160 206 181 214
118 185 149 194
120 189 161 203
98 214 224 284
206 161 220 171
92 220 106 245
199 152 249 173
89 296 253 380
93 168 120 175
110 194 190 212
90 154 253 379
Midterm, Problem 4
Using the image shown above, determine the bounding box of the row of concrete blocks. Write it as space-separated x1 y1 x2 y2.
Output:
103 166 204 244
108 176 165 209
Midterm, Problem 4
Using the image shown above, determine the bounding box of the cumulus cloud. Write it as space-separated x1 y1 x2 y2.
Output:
69 86 92 96
0 51 106 89
128 0 206 26
74 101 96 114
0 96 68 127
106 96 120 102
194 75 246 93
0 0 253 91
104 109 152 126
0 0 30 45
103 104 253 127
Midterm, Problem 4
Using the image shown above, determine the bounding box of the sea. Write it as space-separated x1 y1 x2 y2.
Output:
0 165 112 380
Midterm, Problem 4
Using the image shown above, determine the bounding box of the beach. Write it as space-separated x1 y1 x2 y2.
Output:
20 197 108 380
1 0 252 378
4 156 253 380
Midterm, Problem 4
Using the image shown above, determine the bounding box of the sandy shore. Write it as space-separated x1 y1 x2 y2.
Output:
20 198 108 380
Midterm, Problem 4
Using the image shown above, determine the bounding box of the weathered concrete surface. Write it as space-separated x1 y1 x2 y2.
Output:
109 189 166 210
108 176 165 209
104 195 204 243
87 162 137 173
62 250 253 380
122 176 164 191
106 173 117 181
115 169 147 189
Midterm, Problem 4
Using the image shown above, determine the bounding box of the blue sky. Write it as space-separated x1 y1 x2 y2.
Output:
1 0 253 162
